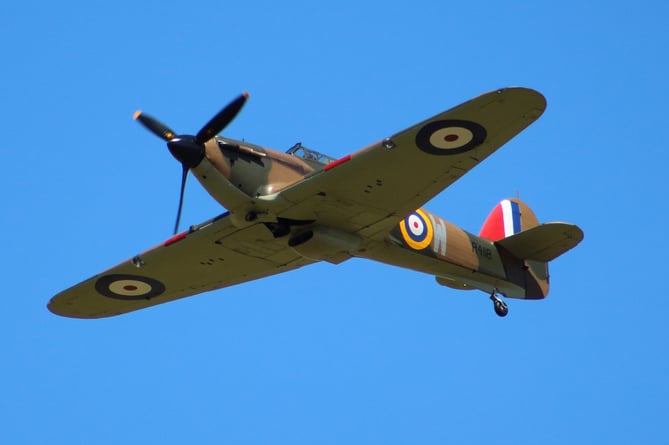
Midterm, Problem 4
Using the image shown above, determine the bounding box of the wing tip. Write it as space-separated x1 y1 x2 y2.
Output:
47 295 115 319
505 86 547 111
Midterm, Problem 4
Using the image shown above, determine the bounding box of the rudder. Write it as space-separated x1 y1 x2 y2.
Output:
479 198 539 241
479 198 548 299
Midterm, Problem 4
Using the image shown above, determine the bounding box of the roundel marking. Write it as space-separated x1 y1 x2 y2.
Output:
399 209 433 250
95 274 166 300
415 119 487 155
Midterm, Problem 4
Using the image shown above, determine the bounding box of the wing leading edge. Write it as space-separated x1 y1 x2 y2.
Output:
49 87 547 318
271 87 546 240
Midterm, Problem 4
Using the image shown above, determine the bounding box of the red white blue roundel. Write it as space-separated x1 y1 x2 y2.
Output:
95 274 166 300
415 119 487 155
399 209 433 250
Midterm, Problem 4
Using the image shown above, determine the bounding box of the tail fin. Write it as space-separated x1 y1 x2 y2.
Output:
480 198 584 299
479 198 539 240
480 198 584 260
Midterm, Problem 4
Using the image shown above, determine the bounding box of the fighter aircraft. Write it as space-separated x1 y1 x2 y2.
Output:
48 87 583 319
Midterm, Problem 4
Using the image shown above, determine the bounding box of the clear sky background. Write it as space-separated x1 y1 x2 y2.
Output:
3 0 668 443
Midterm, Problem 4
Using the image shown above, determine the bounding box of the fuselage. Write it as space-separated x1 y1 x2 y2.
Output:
186 137 549 300
49 87 584 319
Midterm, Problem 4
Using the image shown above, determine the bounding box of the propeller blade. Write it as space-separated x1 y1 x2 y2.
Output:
134 111 177 141
173 165 189 235
195 92 249 144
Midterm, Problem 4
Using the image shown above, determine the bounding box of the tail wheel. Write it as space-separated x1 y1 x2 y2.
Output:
493 298 509 317
490 290 509 317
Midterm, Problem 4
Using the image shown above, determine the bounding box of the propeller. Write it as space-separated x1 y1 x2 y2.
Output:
134 92 249 234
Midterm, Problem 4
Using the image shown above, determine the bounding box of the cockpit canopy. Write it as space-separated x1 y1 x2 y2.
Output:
286 142 336 166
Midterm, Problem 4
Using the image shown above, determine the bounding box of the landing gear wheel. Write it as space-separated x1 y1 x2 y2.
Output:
490 290 508 317
493 298 509 317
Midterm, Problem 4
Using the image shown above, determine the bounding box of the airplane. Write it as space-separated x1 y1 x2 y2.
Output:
48 87 584 319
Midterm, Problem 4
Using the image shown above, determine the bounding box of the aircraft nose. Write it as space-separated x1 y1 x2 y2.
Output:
167 136 205 168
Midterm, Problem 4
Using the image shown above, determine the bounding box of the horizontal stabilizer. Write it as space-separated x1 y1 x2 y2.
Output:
495 222 584 262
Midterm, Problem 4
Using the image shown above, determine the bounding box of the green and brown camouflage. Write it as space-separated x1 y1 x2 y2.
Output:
200 137 325 197
381 201 558 300
48 87 583 318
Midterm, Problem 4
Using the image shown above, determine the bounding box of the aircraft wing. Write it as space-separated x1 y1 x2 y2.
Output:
49 87 545 318
48 213 313 318
273 87 546 240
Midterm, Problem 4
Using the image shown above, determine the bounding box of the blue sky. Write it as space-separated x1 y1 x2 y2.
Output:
3 0 668 443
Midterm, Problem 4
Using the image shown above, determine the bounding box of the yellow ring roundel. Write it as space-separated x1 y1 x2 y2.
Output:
399 209 433 250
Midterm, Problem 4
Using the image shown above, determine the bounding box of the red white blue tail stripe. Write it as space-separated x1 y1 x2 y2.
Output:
479 199 522 241
502 199 522 237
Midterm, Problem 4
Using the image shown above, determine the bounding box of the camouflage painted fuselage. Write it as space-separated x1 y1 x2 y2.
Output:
49 87 583 318
194 137 317 202
379 207 550 299
190 137 551 300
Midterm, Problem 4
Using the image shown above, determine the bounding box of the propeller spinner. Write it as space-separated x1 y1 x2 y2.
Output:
134 92 249 234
